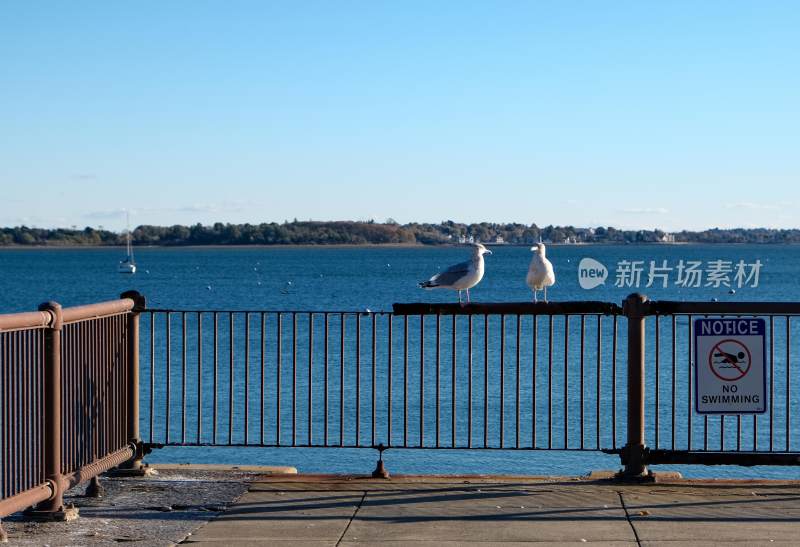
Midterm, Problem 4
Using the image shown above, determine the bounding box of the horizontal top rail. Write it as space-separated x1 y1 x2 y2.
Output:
146 308 390 315
647 300 800 316
392 301 624 316
0 296 137 332
0 310 51 332
61 298 135 324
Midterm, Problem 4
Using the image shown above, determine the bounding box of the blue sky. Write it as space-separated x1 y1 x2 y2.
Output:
1 1 798 232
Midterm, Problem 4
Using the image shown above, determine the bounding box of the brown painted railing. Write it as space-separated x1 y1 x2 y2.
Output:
0 292 145 537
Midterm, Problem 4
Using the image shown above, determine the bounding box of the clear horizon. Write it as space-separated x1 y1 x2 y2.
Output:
2 2 798 232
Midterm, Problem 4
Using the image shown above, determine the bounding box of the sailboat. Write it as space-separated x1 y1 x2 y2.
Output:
118 211 136 274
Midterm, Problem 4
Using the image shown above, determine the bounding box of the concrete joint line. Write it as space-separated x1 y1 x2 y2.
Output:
337 491 367 546
617 491 642 547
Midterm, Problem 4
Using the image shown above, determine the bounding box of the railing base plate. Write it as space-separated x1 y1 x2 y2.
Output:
372 460 390 479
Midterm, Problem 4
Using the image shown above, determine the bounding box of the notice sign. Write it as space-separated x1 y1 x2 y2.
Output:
694 318 766 414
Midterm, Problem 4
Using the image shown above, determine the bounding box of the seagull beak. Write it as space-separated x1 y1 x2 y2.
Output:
484 249 492 255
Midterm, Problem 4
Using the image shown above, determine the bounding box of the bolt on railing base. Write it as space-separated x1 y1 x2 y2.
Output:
372 445 390 479
85 476 104 498
24 503 79 522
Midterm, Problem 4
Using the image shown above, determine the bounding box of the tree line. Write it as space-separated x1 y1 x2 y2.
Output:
2 221 800 246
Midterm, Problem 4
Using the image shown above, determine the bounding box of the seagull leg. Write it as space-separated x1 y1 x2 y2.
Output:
458 290 463 305
544 286 548 303
466 288 471 304
533 290 538 303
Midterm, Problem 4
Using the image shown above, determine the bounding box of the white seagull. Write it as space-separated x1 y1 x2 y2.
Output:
419 243 492 305
526 243 555 303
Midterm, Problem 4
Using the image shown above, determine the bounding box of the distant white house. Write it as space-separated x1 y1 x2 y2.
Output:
660 233 676 243
494 235 505 244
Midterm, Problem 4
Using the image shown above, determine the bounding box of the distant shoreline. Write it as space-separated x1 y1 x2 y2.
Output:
1 241 794 251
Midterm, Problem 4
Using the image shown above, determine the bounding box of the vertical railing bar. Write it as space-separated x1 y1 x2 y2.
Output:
165 312 171 444
452 314 457 448
769 315 774 451
596 315 601 450
611 315 617 450
579 315 585 450
500 314 506 448
387 314 393 447
371 313 376 448
7 331 11 496
291 312 297 447
533 314 538 449
64 326 69 471
181 311 187 444
276 313 282 446
11 331 17 492
308 313 314 446
2 333 6 498
339 313 344 447
786 315 791 452
242 312 250 445
197 313 203 444
420 314 425 447
260 312 266 446
17 330 27 490
655 314 660 449
688 315 693 451
564 315 569 449
468 314 473 449
484 314 488 448
435 313 440 448
20 331 26 490
403 315 408 447
245 313 251 445
213 312 218 445
671 315 676 451
515 314 521 449
548 315 553 450
356 313 361 447
324 312 329 446
228 312 234 446
149 313 155 444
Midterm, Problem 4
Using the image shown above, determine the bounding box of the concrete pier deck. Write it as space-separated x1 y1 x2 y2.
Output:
184 475 800 546
4 470 800 546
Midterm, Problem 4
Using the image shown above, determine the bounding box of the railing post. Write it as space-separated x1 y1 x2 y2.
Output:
116 291 150 474
620 293 650 479
28 301 76 519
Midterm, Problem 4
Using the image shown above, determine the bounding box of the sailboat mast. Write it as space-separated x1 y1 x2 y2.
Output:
126 210 134 261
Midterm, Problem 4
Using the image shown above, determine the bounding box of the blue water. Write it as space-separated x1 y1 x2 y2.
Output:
2 244 799 479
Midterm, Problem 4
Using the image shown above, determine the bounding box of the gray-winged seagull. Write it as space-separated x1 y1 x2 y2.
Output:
419 243 492 305
526 242 555 302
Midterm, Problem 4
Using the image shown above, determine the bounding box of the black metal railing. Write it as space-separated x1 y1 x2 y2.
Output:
140 303 624 452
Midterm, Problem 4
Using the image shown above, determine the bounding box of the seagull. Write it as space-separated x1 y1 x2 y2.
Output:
419 243 492 305
526 243 555 303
